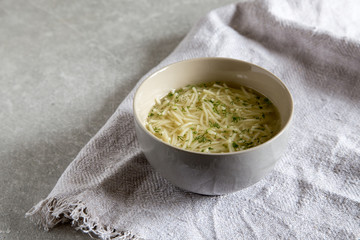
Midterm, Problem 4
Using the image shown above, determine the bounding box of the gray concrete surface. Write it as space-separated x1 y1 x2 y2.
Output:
0 0 236 239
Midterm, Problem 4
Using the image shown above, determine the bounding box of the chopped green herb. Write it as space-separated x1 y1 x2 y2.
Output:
209 121 220 129
232 116 245 122
244 141 253 148
194 134 209 143
177 136 184 141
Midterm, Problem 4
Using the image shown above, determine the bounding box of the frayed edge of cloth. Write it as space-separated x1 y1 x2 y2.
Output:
25 196 141 240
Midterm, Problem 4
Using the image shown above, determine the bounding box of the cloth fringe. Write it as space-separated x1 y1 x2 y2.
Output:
25 196 142 240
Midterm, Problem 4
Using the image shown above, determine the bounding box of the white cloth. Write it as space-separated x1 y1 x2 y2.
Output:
27 0 360 239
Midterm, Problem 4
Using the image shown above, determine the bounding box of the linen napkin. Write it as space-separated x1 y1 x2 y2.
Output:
27 0 360 239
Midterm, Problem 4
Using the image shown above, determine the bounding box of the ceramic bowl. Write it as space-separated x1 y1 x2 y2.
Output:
133 57 293 195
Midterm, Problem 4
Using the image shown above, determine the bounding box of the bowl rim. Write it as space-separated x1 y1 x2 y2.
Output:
133 57 294 156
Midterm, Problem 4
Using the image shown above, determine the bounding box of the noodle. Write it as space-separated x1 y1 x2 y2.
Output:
145 81 280 153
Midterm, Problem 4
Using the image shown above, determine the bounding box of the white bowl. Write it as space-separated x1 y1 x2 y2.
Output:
133 58 293 195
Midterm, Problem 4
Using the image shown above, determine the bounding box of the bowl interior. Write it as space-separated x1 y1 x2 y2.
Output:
134 58 293 135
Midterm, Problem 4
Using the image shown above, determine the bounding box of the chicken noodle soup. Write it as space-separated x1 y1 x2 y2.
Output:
145 82 281 153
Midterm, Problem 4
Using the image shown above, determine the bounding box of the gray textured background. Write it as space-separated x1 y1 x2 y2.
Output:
0 0 235 239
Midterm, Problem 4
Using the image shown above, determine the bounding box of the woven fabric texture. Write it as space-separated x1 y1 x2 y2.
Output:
27 1 360 239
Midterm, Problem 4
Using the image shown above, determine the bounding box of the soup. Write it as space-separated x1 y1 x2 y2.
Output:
145 81 280 153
